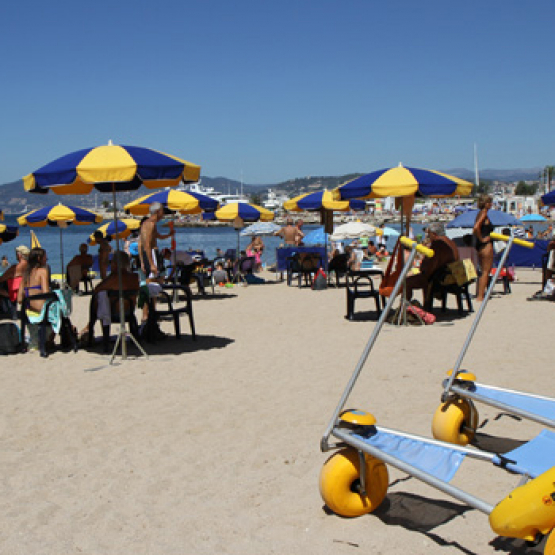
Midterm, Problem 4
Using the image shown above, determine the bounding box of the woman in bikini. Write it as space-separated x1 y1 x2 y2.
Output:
473 194 495 301
17 248 50 312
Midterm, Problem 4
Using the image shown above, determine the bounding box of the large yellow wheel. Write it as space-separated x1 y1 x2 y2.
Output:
432 398 478 445
545 530 555 554
319 448 389 517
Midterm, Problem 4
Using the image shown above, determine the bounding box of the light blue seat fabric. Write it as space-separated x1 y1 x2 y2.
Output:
472 383 555 422
493 430 555 478
353 428 466 482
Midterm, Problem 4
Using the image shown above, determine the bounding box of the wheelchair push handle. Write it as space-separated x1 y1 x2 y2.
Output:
490 232 534 249
400 236 434 258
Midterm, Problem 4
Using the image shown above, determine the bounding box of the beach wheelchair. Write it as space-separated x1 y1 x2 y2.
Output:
320 237 555 553
430 233 555 448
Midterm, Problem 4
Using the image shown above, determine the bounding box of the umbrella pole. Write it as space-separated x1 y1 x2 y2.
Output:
109 185 148 364
59 227 64 286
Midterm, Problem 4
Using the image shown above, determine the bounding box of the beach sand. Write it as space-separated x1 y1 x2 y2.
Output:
0 268 552 554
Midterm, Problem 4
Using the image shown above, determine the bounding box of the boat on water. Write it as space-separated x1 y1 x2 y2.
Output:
178 180 219 197
263 189 289 210
178 179 250 205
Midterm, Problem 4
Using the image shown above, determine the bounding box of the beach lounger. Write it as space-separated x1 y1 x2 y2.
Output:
320 237 555 550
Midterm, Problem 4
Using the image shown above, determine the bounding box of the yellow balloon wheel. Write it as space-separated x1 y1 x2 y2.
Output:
545 530 555 555
432 398 478 445
319 448 389 517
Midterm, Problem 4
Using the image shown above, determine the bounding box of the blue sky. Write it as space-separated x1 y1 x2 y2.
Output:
2 0 554 185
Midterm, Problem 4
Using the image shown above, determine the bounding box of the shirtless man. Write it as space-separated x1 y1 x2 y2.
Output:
139 202 175 280
404 222 459 302
275 218 299 246
93 231 112 279
67 243 94 291
295 219 305 246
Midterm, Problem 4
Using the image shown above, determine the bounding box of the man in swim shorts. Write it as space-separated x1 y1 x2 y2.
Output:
139 202 175 280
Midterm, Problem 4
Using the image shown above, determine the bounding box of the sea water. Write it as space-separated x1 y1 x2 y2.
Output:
1 215 548 275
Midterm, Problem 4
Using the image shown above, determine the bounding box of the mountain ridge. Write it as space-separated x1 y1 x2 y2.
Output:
0 167 544 212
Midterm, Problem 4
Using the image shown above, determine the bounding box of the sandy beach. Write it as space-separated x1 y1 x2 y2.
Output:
0 267 552 554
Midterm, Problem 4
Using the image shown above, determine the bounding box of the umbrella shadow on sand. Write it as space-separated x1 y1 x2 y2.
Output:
84 333 234 359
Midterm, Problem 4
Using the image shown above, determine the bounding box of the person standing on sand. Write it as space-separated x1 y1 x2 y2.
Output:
275 217 298 246
93 231 112 280
295 219 305 245
139 202 175 279
473 194 495 301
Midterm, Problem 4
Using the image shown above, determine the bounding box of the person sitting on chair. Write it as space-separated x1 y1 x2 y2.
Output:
403 222 459 303
67 243 94 293
80 252 139 349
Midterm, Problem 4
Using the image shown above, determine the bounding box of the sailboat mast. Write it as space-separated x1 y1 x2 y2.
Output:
474 143 480 190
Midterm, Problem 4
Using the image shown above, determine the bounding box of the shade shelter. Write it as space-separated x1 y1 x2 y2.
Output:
520 213 547 223
330 221 380 241
214 203 274 255
0 224 19 245
89 219 141 245
284 189 366 253
446 209 522 229
23 142 201 362
334 164 473 234
18 204 102 281
239 222 281 237
124 189 218 216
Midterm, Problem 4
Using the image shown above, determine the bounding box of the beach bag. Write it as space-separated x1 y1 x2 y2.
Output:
0 321 22 355
407 305 436 325
312 268 327 290
379 240 404 297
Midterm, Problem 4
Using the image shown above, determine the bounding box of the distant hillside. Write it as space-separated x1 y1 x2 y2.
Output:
0 167 545 213
444 167 543 182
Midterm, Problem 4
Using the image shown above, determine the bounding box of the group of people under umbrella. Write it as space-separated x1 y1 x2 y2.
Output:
10 144 544 355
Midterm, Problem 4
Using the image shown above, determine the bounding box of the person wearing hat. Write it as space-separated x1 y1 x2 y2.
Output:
403 222 459 303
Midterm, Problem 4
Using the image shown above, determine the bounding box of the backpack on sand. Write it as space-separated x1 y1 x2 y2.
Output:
0 321 22 355
312 268 327 290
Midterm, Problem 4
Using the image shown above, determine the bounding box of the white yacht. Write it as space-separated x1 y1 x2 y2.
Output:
263 189 289 210
178 180 221 197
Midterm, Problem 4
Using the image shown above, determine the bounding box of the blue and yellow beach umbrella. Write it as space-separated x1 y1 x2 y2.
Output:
284 190 366 212
215 203 274 222
334 164 473 200
0 224 19 245
89 219 141 245
23 143 201 195
124 189 219 216
18 204 103 227
18 204 103 280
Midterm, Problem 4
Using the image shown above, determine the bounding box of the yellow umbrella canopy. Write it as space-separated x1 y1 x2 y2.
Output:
284 190 366 212
124 189 219 216
214 203 274 222
17 204 103 227
334 164 473 200
334 164 473 234
89 219 141 245
24 143 201 195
